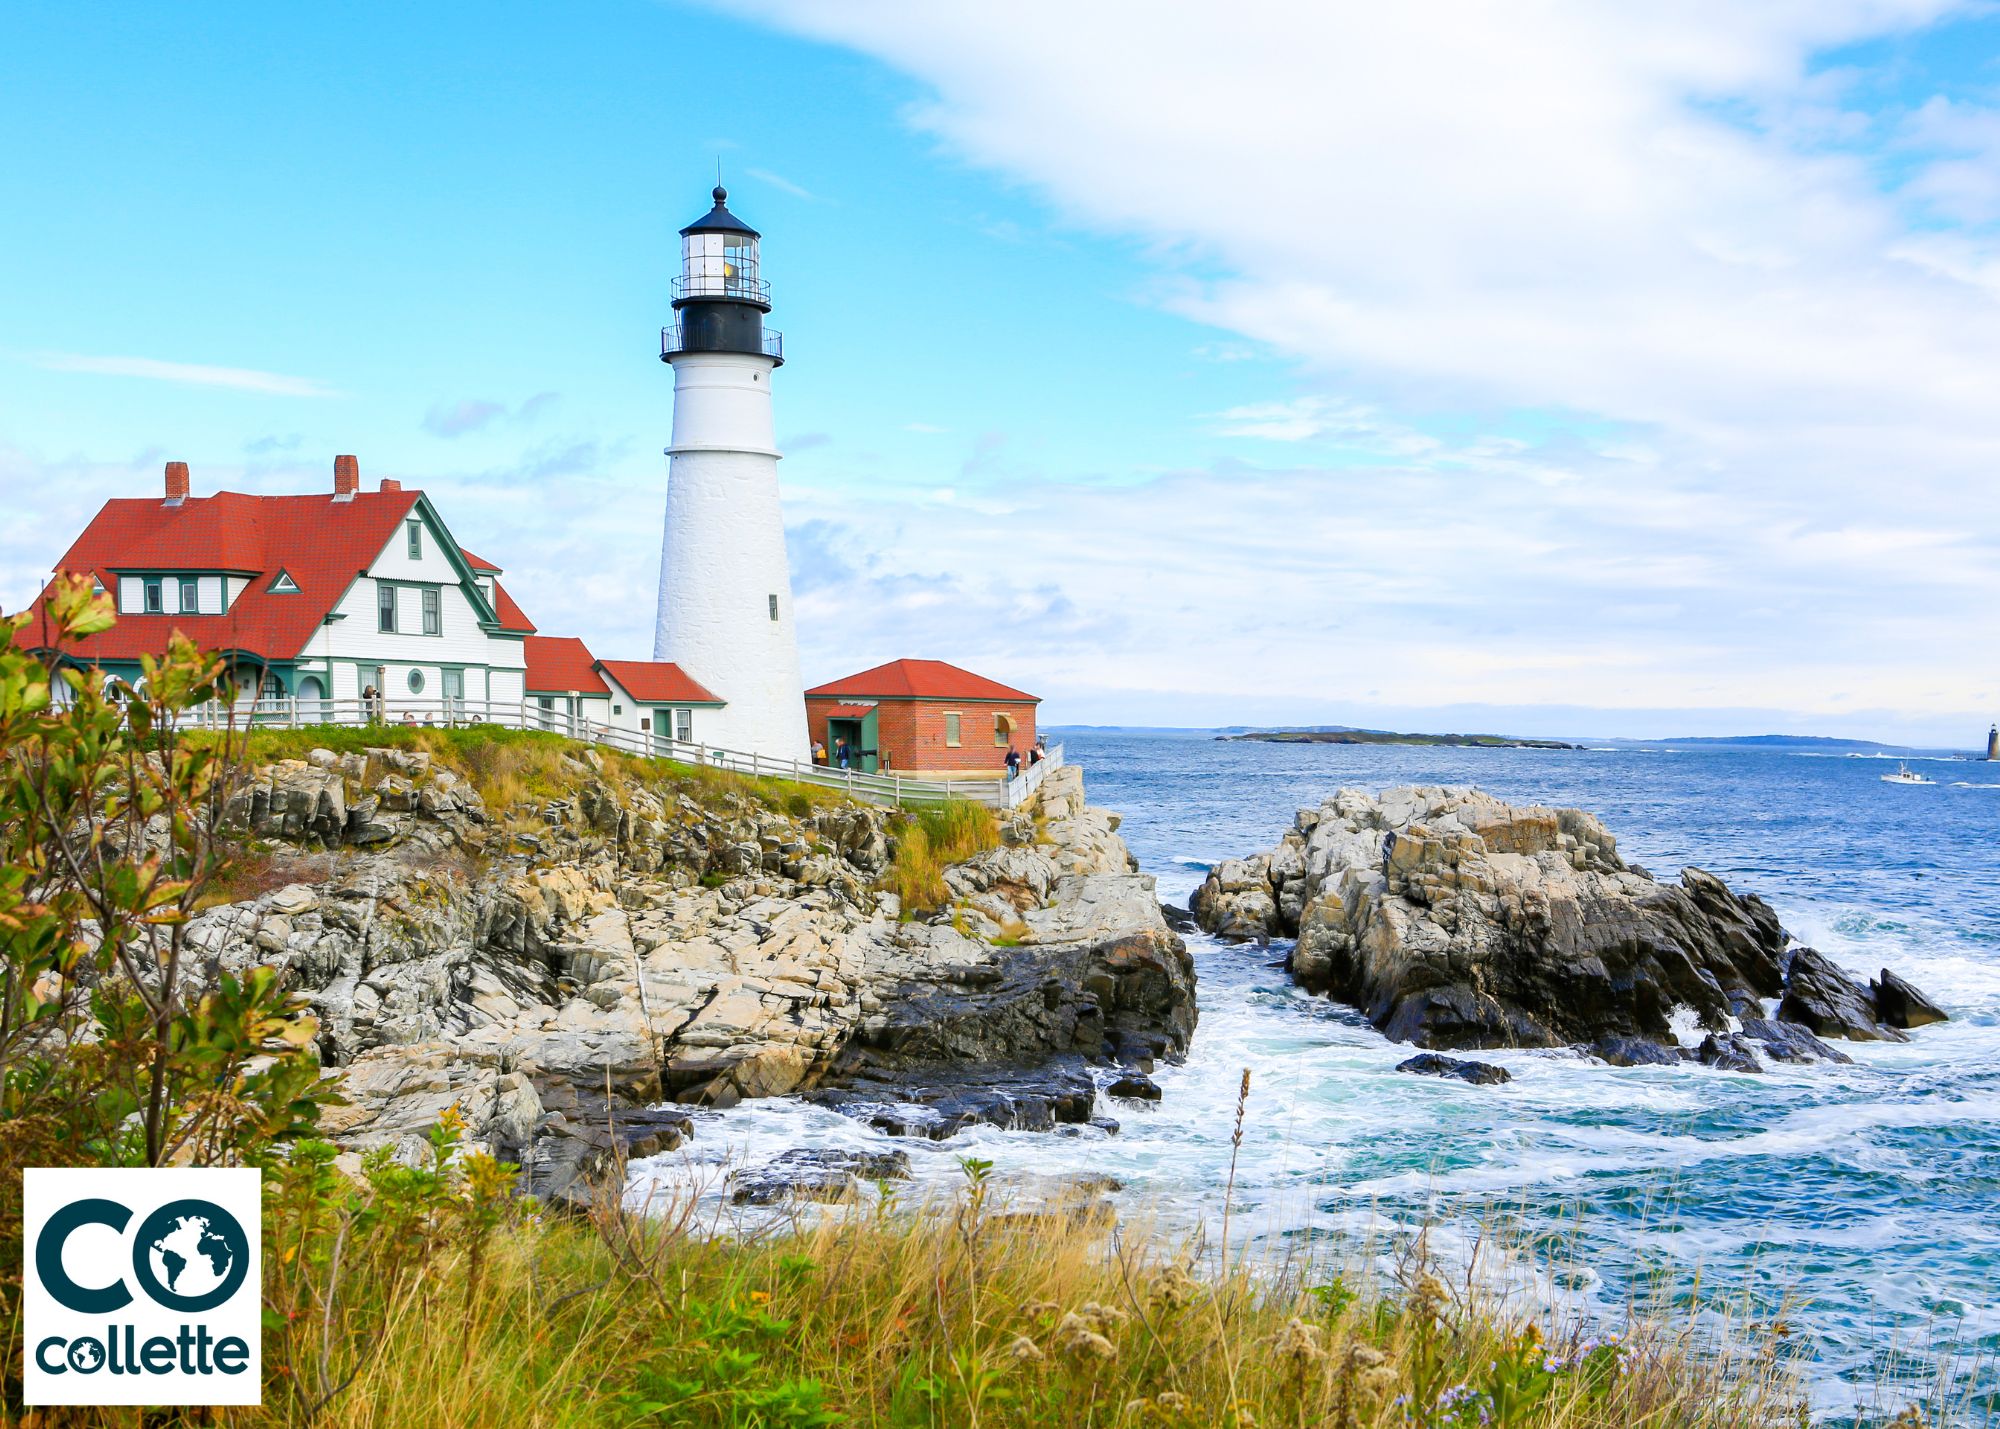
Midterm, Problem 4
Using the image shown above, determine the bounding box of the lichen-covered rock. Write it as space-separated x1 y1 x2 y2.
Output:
196 750 1187 1191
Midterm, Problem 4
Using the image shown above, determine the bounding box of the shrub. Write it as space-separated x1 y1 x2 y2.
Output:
882 798 999 918
0 579 335 1397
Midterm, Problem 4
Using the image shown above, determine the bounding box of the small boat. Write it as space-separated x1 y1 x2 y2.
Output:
1881 762 1933 785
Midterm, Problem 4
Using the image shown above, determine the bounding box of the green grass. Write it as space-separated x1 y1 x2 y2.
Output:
191 722 862 828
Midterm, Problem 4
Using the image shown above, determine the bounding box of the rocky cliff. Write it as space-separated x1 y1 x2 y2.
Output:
188 743 1192 1195
1192 785 1942 1069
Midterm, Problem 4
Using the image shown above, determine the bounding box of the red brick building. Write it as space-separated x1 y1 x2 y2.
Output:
804 659 1039 777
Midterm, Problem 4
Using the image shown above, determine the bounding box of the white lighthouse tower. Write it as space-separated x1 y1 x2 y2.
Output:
652 186 808 761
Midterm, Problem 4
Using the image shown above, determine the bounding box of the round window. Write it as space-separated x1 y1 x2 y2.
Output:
406 669 425 694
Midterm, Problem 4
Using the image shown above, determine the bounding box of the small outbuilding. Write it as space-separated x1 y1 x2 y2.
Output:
804 659 1038 777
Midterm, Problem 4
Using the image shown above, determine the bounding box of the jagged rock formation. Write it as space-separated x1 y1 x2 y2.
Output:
1192 785 1942 1069
192 750 1191 1194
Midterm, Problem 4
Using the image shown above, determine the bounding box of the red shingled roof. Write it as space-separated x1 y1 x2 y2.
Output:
806 658 1037 703
523 636 608 695
29 488 419 663
488 580 536 634
598 660 722 705
25 487 537 661
460 547 501 573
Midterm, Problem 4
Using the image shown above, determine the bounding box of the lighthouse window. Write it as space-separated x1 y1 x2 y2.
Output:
768 593 779 621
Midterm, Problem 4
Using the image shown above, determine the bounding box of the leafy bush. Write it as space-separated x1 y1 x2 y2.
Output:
0 578 335 1398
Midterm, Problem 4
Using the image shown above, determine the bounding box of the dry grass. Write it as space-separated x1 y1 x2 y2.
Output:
216 1172 1840 1429
885 798 1001 918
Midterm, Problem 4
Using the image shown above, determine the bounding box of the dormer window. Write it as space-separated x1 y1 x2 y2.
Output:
269 570 300 593
178 576 199 614
143 578 162 614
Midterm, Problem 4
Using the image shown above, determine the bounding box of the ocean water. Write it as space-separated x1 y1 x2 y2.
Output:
627 730 2000 1420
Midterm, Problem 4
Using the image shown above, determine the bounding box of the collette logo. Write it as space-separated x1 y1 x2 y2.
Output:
23 1168 261 1406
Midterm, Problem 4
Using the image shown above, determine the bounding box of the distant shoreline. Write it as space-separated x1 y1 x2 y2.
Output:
1221 729 1580 750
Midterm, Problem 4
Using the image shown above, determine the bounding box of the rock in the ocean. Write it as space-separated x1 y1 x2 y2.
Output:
1777 948 1907 1042
1195 786 1788 1051
1395 1053 1512 1085
1697 1033 1765 1073
1105 1072 1162 1101
1871 969 1947 1029
728 1148 911 1206
1738 1017 1853 1065
1586 1035 1687 1067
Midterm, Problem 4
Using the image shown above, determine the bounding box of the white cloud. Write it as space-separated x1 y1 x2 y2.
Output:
720 1 2000 735
30 353 341 397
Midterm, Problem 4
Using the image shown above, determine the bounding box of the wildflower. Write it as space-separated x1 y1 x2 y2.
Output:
1408 1274 1450 1327
748 1290 770 1305
1155 1390 1191 1416
1005 1334 1046 1365
1024 1299 1062 1321
1229 1404 1258 1428
1075 1300 1129 1332
1269 1317 1330 1372
1149 1263 1200 1313
1123 1399 1153 1420
1055 1313 1118 1361
1359 1363 1399 1399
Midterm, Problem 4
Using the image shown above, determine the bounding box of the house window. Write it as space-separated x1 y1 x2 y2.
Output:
407 520 422 559
270 570 299 593
768 593 779 621
640 716 651 732
676 708 693 742
421 586 441 635
143 578 163 614
407 668 425 694
944 712 961 747
378 584 397 633
994 712 1014 747
178 576 199 614
612 703 623 716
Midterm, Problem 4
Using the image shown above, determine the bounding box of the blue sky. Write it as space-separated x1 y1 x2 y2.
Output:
4 2 1998 744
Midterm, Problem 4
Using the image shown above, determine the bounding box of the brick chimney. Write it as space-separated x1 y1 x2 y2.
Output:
164 460 189 505
333 454 360 501
379 478 402 492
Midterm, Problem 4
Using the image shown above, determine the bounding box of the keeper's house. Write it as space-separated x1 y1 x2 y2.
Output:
27 457 715 741
804 659 1038 777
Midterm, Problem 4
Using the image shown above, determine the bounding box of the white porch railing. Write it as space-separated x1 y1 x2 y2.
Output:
184 695 1064 811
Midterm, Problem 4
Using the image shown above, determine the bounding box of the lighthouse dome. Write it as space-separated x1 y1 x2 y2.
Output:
679 185 760 238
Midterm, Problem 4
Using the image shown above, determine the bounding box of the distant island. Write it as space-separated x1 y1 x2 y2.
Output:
1222 727 1579 750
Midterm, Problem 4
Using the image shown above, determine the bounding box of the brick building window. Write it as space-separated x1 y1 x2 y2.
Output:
944 712 961 747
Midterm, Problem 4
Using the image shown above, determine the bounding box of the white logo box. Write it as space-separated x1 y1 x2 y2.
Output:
23 1167 261 1406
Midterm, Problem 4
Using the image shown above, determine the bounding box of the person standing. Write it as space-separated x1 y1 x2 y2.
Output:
1005 745 1021 779
836 738 850 770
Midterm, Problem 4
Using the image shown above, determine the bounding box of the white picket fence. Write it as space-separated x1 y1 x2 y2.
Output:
184 695 1062 811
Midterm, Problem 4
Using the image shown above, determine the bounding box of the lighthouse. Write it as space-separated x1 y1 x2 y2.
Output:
652 186 808 761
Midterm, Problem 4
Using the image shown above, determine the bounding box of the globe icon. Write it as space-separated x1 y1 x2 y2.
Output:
67 1338 104 1373
133 1200 249 1313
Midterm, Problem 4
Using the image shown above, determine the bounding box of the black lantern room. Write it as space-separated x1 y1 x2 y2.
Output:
661 186 783 366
